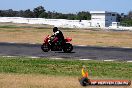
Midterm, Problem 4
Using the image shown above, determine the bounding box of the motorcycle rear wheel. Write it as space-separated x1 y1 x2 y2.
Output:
63 43 73 53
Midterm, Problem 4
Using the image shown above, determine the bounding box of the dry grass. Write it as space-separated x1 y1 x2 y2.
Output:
0 73 131 88
0 28 49 43
68 29 132 47
0 23 132 47
0 73 81 88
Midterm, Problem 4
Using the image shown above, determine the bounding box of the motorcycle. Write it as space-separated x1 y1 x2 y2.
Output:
41 35 73 53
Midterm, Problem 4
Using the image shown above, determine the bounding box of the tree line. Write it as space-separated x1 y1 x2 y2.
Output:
0 6 132 26
120 11 132 26
0 6 91 20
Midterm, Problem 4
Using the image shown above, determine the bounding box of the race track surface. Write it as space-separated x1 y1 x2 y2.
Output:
0 43 132 61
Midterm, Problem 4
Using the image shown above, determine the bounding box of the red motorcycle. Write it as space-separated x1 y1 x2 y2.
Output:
41 35 73 53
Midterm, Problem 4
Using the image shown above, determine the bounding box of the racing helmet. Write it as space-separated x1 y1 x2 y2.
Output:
53 27 58 33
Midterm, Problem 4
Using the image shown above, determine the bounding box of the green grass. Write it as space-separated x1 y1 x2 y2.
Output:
0 25 20 28
0 23 53 29
0 25 38 29
0 57 131 79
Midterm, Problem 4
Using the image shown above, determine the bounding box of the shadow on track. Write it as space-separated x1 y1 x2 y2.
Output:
55 51 75 53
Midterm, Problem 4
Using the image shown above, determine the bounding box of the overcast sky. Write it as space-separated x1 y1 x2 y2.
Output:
0 0 132 14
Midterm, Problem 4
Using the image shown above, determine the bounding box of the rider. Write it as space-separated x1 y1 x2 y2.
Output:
49 27 64 45
82 65 88 78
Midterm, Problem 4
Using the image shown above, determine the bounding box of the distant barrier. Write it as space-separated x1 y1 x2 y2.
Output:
0 17 91 28
0 17 132 30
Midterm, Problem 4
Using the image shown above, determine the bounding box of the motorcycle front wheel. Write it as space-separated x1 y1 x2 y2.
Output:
41 43 50 52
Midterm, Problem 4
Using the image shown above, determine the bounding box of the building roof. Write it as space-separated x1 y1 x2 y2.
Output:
90 11 117 14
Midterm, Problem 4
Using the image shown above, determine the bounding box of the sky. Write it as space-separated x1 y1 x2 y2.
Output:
0 0 132 14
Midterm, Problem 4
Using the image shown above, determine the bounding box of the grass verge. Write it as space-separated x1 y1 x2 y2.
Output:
0 56 131 79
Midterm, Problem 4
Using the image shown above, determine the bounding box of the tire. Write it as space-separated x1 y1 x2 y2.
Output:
63 43 73 53
80 77 91 86
41 43 50 52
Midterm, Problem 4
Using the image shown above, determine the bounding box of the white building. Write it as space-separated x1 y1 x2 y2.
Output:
90 11 118 27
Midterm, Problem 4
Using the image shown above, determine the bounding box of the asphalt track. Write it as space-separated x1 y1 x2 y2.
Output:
0 42 132 61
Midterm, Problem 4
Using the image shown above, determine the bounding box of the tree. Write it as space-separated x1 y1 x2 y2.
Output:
47 11 52 18
0 9 17 17
77 11 91 20
116 13 121 22
67 13 76 20
33 6 46 18
24 9 35 18
6 9 15 17
128 11 132 19
16 10 24 17
120 11 132 26
39 12 48 18
0 10 5 16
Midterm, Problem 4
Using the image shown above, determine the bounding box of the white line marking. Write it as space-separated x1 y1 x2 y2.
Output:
9 42 16 44
2 56 16 58
123 47 131 49
104 60 114 61
77 45 87 47
50 58 63 60
2 56 40 58
28 56 40 58
127 61 132 62
79 59 92 61
29 43 38 44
